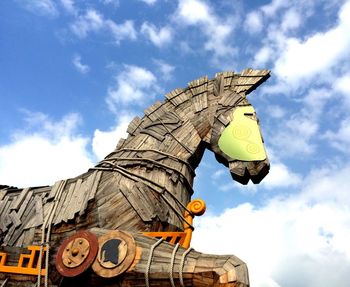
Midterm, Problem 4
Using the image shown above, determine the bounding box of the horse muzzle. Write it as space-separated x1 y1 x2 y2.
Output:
229 158 270 185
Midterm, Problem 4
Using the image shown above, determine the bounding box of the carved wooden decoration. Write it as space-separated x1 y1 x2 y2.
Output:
0 69 270 287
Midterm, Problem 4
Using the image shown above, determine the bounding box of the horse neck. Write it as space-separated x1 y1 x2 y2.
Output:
102 78 216 201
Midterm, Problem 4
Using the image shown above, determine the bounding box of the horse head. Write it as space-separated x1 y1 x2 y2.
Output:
187 69 270 185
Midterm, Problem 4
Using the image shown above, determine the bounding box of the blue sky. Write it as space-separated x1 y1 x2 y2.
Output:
1 0 350 286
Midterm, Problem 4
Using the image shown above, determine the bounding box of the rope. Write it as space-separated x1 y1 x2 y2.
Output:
37 180 67 287
157 117 193 154
91 165 194 230
179 247 193 287
169 243 180 287
0 278 9 287
145 238 163 287
109 148 195 176
98 156 193 192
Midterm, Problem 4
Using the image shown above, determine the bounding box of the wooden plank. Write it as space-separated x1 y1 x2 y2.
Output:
2 199 12 229
119 183 155 222
14 232 25 247
53 182 71 224
192 92 208 112
47 180 63 200
2 224 16 245
67 178 82 220
127 116 142 135
61 181 76 222
22 228 35 247
79 172 98 216
140 128 165 142
9 210 21 227
34 195 44 226
10 187 30 210
23 198 39 229
165 88 183 100
144 101 162 116
17 190 34 219
88 170 102 201
0 196 9 218
0 189 7 201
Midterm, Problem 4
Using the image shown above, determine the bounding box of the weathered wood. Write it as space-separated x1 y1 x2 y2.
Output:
10 188 30 211
127 116 142 135
48 180 64 200
16 190 33 219
0 189 6 201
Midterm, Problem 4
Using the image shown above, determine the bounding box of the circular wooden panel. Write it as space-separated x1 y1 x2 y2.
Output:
92 230 136 278
55 230 98 277
62 237 90 268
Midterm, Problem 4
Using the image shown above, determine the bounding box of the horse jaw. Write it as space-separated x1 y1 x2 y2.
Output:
229 158 270 185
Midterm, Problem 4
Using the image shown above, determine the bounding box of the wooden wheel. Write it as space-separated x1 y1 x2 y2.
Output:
92 230 136 278
55 230 98 277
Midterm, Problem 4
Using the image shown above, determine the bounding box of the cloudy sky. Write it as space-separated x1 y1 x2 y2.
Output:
1 0 350 286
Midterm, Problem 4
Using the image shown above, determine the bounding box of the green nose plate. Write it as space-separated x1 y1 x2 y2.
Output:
218 106 267 161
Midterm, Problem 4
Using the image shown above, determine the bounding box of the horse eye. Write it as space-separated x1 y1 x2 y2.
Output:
244 113 256 120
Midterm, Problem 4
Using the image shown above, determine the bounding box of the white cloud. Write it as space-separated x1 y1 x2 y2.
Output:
153 59 175 80
268 88 333 157
261 0 290 17
176 0 211 24
192 162 350 287
107 20 137 43
0 112 93 187
60 0 76 14
323 117 350 153
141 22 172 47
70 9 137 43
70 9 104 38
334 73 350 106
245 11 263 34
106 65 159 112
265 105 286 119
280 8 302 32
269 115 318 157
274 1 350 86
18 0 59 17
262 161 302 189
253 46 272 66
92 115 131 160
72 54 90 74
174 0 236 63
335 73 350 94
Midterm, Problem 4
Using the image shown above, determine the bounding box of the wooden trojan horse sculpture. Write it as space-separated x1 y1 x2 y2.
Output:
0 69 270 287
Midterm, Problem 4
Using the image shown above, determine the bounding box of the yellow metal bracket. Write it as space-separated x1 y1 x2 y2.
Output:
0 245 46 276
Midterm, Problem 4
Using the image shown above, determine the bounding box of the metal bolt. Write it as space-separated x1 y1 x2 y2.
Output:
71 248 79 256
